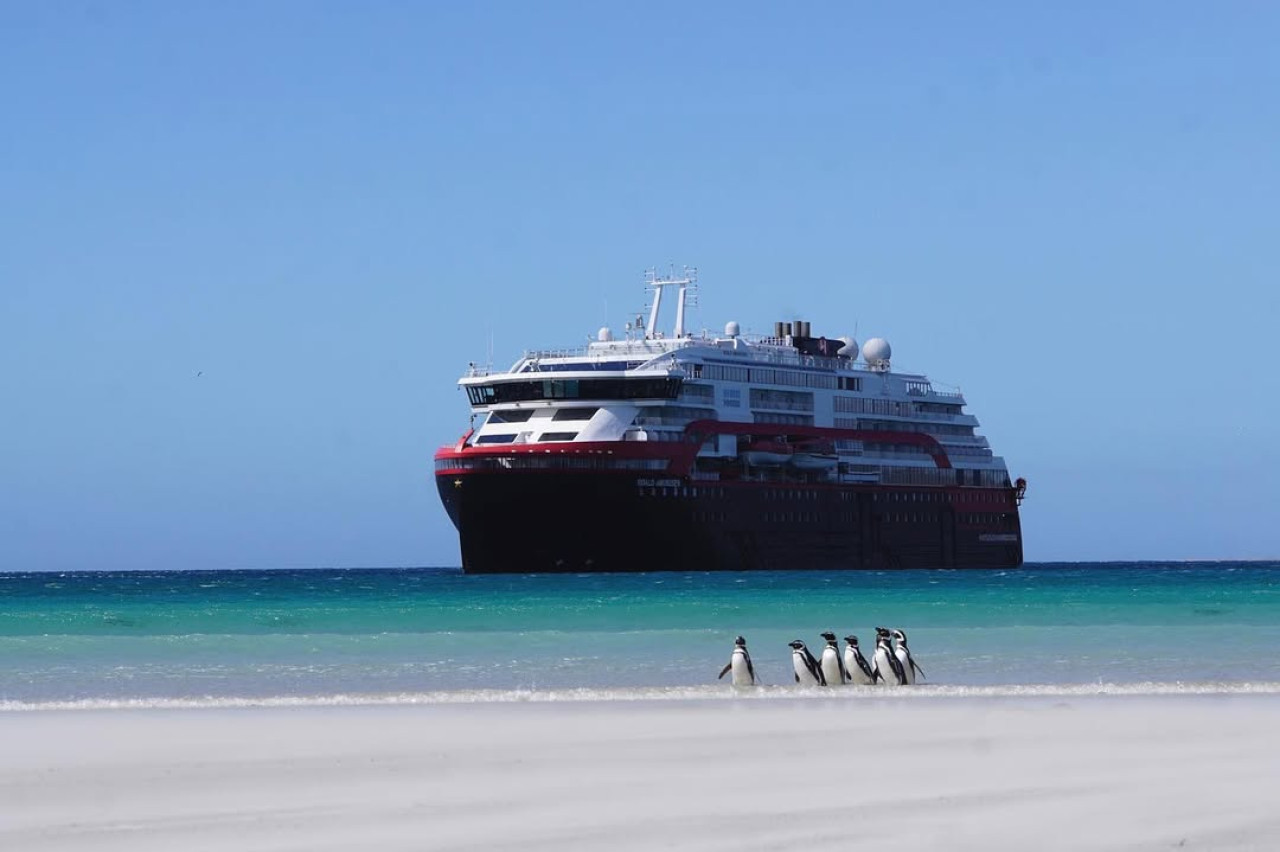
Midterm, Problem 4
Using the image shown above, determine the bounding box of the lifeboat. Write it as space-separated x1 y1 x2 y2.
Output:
742 439 793 466
790 439 838 471
790 451 838 471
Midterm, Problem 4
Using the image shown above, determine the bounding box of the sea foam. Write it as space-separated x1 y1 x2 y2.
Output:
5 680 1280 713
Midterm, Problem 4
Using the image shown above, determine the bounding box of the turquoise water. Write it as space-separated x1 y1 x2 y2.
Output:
2 563 1278 707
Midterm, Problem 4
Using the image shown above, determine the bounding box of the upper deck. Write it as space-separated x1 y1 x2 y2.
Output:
444 268 1006 484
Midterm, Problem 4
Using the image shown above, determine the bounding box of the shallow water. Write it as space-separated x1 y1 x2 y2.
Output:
1 563 1277 707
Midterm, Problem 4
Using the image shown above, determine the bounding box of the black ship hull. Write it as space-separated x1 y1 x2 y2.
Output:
437 470 1023 574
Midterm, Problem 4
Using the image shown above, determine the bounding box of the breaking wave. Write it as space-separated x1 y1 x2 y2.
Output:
6 680 1280 712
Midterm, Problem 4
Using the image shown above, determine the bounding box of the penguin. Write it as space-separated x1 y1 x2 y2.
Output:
842 634 876 686
717 635 758 686
819 631 850 685
871 627 906 686
788 640 826 686
891 628 926 684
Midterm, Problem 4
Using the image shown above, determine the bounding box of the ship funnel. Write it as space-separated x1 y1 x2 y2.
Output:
774 321 784 338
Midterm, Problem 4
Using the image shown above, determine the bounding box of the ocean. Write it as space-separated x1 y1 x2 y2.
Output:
2 563 1278 709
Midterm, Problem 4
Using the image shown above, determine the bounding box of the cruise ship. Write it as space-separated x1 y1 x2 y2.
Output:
435 269 1026 573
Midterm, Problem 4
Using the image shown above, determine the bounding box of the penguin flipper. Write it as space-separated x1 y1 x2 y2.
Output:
747 657 758 685
891 657 906 685
718 663 732 680
912 660 926 680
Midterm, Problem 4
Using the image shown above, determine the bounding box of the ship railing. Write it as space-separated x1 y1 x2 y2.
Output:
523 347 585 359
737 341 850 372
523 340 687 361
905 387 965 400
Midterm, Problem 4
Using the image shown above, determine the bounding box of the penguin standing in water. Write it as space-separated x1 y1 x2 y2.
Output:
718 635 758 686
891 628 926 684
842 635 876 686
819 631 850 685
871 627 906 686
788 640 826 686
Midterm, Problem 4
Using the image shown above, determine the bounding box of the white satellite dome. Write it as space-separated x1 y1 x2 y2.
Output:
836 336 858 357
724 321 741 338
862 337 892 366
597 326 614 342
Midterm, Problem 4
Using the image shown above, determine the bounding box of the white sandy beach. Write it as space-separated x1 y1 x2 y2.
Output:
2 695 1278 851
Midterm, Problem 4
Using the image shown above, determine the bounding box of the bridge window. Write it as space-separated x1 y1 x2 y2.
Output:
486 409 534 423
552 407 599 421
466 378 682 406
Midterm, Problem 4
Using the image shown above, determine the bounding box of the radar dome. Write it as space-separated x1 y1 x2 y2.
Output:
724 321 741 338
862 337 892 366
836 336 858 357
597 326 614 342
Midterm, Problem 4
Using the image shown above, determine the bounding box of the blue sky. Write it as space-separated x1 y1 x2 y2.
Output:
2 2 1277 570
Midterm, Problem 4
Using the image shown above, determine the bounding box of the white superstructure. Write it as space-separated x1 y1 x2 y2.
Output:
457 269 1011 490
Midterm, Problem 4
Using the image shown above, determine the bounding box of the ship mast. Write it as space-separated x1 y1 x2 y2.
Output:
643 267 698 339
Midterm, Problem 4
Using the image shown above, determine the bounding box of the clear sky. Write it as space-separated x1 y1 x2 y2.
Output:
3 2 1278 570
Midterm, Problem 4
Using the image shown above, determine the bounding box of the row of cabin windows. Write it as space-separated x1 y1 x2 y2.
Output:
638 485 728 498
633 405 717 426
749 388 813 411
763 488 821 501
883 491 946 503
466 378 682 406
748 368 837 390
753 412 814 426
694 510 867 524
863 443 931 455
947 446 994 458
855 418 976 437
761 511 822 524
881 512 939 524
697 363 845 390
959 513 1013 526
915 402 964 415
881 468 1011 488
880 489 1009 504
833 398 914 417
679 383 716 403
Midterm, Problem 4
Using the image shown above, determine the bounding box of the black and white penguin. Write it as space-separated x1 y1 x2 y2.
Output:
788 639 826 686
842 635 876 686
819 631 850 685
718 635 758 686
871 627 906 686
891 628 926 684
